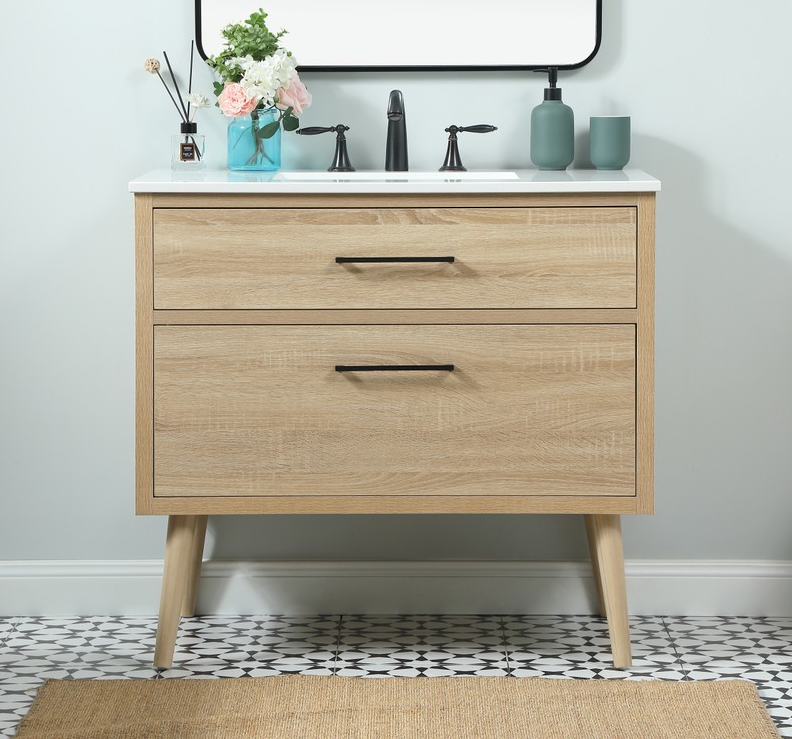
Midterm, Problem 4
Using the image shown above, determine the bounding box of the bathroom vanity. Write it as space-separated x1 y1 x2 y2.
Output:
130 168 659 668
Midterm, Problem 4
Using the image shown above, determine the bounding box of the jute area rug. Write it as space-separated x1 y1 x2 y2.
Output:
15 674 780 739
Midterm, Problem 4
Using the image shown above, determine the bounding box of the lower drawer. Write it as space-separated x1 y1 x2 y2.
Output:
153 324 636 499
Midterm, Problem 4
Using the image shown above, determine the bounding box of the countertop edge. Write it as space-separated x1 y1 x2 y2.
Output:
128 169 661 194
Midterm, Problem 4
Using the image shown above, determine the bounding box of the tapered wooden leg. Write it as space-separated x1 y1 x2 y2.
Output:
584 516 605 617
181 515 208 617
584 514 632 668
154 515 201 668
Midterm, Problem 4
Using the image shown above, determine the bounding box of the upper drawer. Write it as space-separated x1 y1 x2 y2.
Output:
152 207 636 310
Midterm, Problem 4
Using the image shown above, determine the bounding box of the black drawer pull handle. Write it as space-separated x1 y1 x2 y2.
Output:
335 256 455 264
335 364 455 372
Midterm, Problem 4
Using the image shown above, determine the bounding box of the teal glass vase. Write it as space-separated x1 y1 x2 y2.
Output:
227 108 282 171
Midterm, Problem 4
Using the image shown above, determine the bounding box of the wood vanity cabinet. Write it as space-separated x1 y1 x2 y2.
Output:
134 188 655 669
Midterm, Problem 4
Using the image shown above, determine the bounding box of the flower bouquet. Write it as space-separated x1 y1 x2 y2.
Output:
207 8 311 170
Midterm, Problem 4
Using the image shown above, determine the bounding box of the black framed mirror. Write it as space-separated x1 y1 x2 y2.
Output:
196 0 602 72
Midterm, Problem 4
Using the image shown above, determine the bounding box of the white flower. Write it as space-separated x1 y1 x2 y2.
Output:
186 93 211 121
229 54 255 71
241 70 277 106
272 49 297 81
232 50 298 109
187 93 210 109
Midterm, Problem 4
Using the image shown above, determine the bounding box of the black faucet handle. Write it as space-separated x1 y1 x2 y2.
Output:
445 124 498 135
461 124 498 134
295 125 355 172
296 126 340 135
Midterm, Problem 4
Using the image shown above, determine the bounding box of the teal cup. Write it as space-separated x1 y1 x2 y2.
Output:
589 116 630 170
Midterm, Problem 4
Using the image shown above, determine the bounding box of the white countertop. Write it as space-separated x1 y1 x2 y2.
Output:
129 168 660 194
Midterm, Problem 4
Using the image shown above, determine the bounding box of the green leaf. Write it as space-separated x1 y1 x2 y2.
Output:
282 114 299 132
208 6 290 88
256 120 281 139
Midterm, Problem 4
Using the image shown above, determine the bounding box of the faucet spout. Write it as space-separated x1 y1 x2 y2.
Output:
385 90 408 171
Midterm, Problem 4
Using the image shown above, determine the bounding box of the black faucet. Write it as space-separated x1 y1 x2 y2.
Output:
385 90 408 171
439 124 498 172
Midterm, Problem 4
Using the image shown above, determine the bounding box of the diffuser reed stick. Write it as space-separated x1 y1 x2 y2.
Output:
162 50 189 121
187 40 195 120
144 59 186 123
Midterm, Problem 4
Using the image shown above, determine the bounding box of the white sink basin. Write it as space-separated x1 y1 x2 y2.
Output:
275 170 519 182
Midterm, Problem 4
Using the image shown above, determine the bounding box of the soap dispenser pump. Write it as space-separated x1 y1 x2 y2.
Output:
530 67 574 171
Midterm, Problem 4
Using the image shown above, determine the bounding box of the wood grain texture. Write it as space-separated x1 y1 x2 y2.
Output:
181 515 207 617
150 308 638 326
585 515 605 617
135 190 655 516
636 193 656 514
148 192 644 210
154 515 200 668
135 195 154 515
153 207 637 310
585 514 632 667
153 324 636 499
137 494 640 516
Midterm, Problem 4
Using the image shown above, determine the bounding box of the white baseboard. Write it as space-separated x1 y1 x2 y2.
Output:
2 559 792 617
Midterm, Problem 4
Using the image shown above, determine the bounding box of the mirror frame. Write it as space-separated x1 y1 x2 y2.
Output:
195 1 602 72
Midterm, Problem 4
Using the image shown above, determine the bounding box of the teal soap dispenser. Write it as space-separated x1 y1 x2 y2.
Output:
530 67 574 170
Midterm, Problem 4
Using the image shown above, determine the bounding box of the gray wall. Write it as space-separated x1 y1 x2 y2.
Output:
2 0 791 563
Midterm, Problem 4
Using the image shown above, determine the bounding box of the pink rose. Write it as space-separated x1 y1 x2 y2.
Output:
276 76 312 115
217 83 258 117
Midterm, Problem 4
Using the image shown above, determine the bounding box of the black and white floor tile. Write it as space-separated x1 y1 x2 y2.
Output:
504 615 687 680
336 615 509 677
1 614 792 737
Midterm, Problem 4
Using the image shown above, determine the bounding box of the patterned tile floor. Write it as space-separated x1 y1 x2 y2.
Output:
1 615 791 736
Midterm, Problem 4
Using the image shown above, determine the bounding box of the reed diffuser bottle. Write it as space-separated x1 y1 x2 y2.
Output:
172 122 205 170
145 42 209 171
